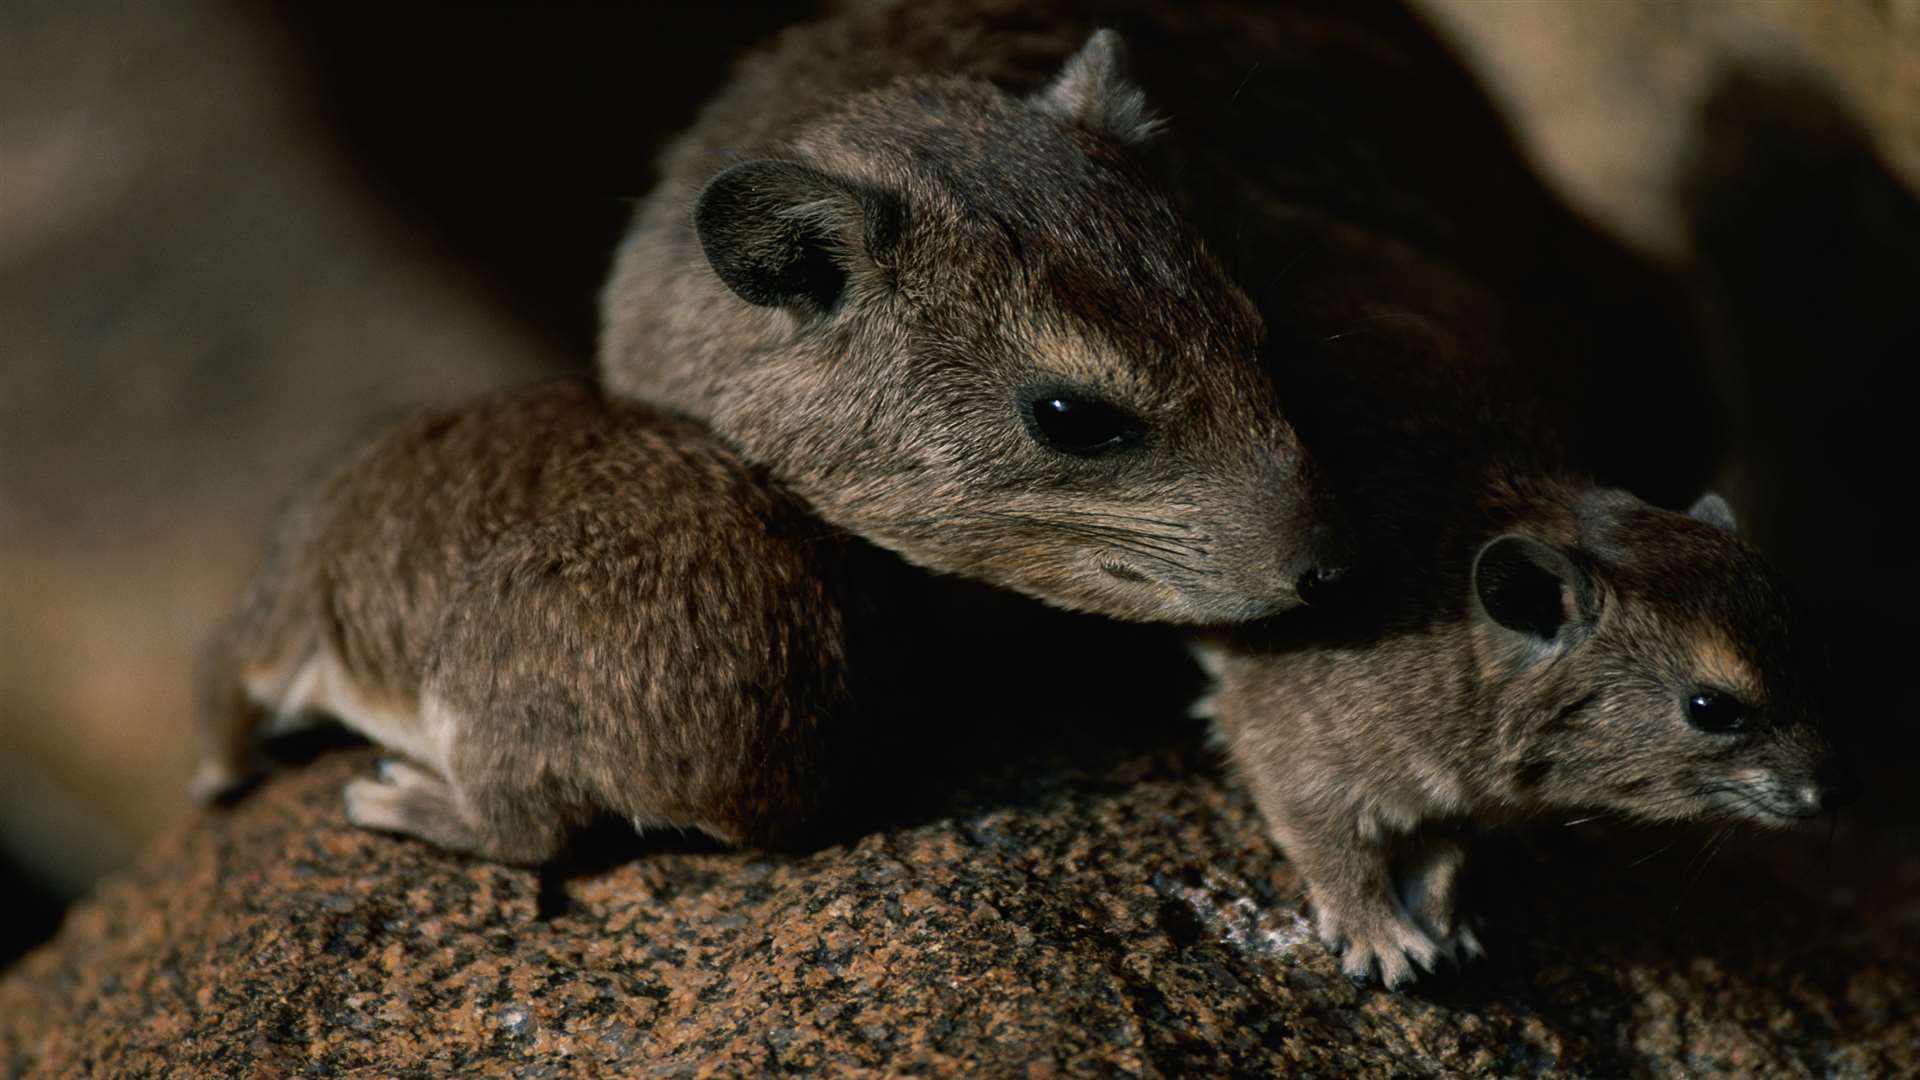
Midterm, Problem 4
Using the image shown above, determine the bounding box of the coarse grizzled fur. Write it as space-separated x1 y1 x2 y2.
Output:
194 380 874 860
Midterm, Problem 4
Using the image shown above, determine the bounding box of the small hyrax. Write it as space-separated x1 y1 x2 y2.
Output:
195 380 869 861
1194 426 1857 987
600 29 1350 623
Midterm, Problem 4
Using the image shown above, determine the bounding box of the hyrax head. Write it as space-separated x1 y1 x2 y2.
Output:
1471 491 1859 826
689 31 1345 624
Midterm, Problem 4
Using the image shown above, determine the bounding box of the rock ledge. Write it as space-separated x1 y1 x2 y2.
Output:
3 746 1914 1077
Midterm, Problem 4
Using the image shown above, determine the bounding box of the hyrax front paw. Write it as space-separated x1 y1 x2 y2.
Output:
1314 895 1442 989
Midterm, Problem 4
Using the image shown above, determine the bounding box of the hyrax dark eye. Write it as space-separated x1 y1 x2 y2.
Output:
1022 391 1142 457
1686 691 1750 734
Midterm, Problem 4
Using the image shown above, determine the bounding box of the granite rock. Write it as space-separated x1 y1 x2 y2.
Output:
3 734 1916 1078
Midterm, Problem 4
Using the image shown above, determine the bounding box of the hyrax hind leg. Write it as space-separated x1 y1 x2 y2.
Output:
341 755 575 861
344 759 569 866
332 688 570 864
344 758 476 851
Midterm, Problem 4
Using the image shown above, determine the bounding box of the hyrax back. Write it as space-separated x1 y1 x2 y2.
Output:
195 380 859 860
600 28 1348 624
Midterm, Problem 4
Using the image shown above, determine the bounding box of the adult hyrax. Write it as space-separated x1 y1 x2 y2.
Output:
600 29 1347 624
194 380 870 860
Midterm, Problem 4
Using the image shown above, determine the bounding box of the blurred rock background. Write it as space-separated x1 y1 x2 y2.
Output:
1419 0 1920 260
2 0 1914 970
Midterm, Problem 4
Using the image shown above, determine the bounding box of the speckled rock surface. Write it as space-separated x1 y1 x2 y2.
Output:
3 739 1916 1078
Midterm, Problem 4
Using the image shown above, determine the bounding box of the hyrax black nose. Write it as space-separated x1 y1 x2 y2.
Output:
1813 758 1864 811
1291 521 1354 606
1295 564 1348 606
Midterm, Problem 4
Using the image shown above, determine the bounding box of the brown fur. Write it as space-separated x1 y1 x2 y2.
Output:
193 380 866 860
599 27 1347 624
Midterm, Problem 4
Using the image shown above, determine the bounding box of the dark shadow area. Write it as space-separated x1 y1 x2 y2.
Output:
532 574 1214 882
0 859 67 974
267 2 822 357
846 607 1211 833
536 820 736 922
1118 0 1721 513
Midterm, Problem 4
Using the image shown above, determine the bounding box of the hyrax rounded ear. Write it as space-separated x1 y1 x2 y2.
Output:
1471 534 1598 645
1032 29 1163 146
693 159 904 315
1688 492 1739 534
